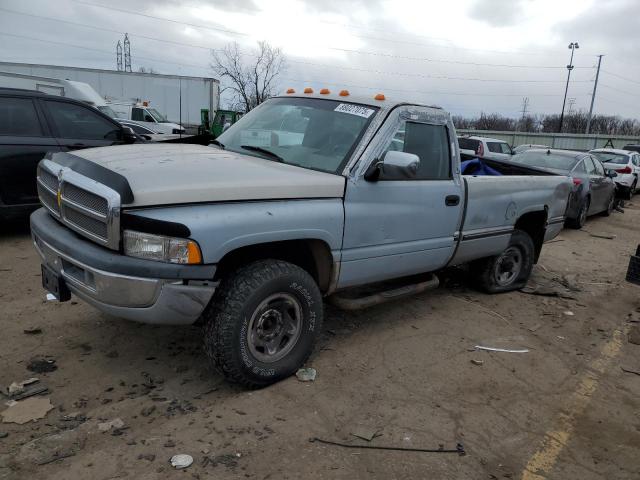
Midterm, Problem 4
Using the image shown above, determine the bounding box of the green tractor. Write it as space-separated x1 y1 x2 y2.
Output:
199 109 243 138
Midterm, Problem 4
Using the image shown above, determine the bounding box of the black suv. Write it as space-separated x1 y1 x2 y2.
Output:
0 88 138 220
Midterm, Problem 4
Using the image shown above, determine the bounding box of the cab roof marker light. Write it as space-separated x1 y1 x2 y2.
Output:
286 88 295 94
374 93 385 100
320 88 330 94
304 87 313 94
339 90 349 96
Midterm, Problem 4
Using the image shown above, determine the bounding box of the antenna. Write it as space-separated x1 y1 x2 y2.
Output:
116 40 123 71
179 76 182 139
124 33 132 72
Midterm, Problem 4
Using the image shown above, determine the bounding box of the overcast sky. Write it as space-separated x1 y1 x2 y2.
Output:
1 0 639 119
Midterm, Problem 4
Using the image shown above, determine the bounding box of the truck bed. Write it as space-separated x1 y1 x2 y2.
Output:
450 159 572 265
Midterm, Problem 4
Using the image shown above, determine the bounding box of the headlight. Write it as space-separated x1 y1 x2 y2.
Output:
123 230 202 264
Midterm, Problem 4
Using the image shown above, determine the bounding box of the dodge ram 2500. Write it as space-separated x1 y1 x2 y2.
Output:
31 91 572 387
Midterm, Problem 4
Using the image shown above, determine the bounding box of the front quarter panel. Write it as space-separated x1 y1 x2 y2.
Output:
125 199 345 264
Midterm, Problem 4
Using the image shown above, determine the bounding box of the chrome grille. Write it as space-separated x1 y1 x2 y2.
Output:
37 159 121 250
62 183 108 215
63 207 108 239
39 168 58 191
37 182 60 215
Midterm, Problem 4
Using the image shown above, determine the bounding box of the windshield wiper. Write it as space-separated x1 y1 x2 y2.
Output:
240 145 284 163
210 139 225 149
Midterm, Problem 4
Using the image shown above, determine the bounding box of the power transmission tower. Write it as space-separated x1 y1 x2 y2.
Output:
520 97 529 119
116 40 123 71
124 33 132 72
586 55 604 134
567 97 576 114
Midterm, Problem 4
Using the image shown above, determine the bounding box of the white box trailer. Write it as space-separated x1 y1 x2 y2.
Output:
0 62 219 128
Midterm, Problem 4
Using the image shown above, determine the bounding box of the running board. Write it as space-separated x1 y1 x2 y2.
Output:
328 274 439 311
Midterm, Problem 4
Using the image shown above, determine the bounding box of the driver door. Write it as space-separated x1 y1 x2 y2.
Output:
41 99 125 151
339 107 463 288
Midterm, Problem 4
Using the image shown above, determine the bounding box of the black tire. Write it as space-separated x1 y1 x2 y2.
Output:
566 197 589 229
471 229 535 293
631 179 637 196
203 259 323 388
601 193 615 217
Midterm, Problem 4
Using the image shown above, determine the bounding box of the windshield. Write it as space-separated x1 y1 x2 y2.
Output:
511 151 579 171
216 97 378 174
591 152 628 165
147 108 167 122
97 105 118 118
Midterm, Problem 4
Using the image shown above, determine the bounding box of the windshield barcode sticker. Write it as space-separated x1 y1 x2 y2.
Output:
334 104 375 118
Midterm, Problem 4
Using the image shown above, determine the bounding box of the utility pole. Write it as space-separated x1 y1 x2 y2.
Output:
586 55 604 134
520 97 530 119
558 41 579 133
518 97 529 131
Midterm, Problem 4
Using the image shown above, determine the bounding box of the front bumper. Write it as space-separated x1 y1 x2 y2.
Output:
31 208 216 325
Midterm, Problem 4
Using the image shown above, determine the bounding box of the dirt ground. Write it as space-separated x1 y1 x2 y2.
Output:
1 205 639 480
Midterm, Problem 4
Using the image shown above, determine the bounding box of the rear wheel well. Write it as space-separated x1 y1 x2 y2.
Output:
214 240 334 293
514 210 547 262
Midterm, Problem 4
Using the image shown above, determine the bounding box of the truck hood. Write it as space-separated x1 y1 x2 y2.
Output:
58 144 346 207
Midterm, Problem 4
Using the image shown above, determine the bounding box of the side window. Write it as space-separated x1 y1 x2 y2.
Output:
0 97 43 136
131 108 145 121
384 121 451 180
583 156 597 174
499 143 512 154
592 157 605 176
572 160 586 173
45 101 121 140
487 142 501 153
633 155 640 166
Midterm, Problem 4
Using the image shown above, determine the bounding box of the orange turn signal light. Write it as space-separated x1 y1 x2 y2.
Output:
286 88 295 94
374 93 386 101
186 240 202 264
339 90 349 96
320 88 330 94
304 87 314 93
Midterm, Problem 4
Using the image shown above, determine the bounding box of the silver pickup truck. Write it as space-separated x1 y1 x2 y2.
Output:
31 92 571 387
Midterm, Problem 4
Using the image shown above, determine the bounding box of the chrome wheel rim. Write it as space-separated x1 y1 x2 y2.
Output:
494 246 523 286
247 293 302 363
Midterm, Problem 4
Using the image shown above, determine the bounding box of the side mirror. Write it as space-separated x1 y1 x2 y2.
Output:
365 150 420 181
122 126 137 144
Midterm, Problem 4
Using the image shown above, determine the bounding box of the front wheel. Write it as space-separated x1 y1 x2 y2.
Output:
471 229 535 293
601 193 615 217
203 259 323 388
567 198 589 229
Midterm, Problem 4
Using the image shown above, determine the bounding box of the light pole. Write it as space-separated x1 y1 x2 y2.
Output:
558 41 579 133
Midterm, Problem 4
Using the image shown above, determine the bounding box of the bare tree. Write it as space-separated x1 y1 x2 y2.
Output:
211 41 286 112
454 111 640 136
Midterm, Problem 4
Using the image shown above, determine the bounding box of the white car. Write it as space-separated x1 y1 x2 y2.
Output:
513 144 549 154
590 148 640 197
458 136 513 161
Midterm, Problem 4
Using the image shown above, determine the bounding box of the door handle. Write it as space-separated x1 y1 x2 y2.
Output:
445 195 460 206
